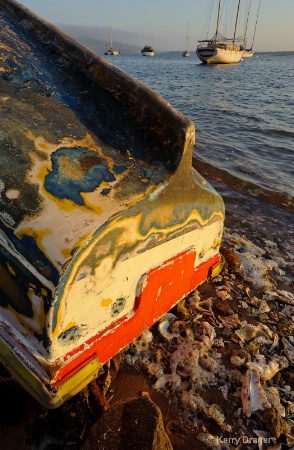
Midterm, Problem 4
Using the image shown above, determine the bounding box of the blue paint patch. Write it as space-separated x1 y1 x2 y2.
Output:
58 325 82 345
61 95 79 110
113 164 127 174
22 70 35 83
100 188 111 196
0 259 34 318
76 271 88 281
70 247 79 257
17 235 59 284
44 148 116 205
0 225 59 285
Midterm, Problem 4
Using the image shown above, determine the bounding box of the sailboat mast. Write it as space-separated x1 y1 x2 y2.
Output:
186 22 189 50
251 0 261 50
215 0 222 44
110 23 112 49
233 0 241 45
244 0 252 47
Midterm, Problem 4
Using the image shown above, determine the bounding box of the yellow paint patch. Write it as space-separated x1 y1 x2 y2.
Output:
54 358 99 408
100 298 112 307
61 233 92 259
25 132 56 154
61 321 78 333
35 163 50 184
6 263 16 277
61 248 73 259
213 236 222 248
79 192 103 213
38 143 49 151
41 288 48 297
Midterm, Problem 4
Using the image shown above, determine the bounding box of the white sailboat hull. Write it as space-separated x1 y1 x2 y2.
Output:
242 51 254 58
105 50 120 56
196 46 243 64
142 51 154 57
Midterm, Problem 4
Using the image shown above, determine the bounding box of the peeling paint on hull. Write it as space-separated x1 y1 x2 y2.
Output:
0 0 225 408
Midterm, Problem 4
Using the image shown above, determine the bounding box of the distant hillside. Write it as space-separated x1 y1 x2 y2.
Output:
54 25 294 56
57 24 144 55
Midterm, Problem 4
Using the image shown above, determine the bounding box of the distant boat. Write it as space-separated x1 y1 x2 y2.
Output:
196 0 244 64
104 48 120 56
182 22 190 57
141 45 154 56
242 0 261 59
104 24 120 56
242 49 254 58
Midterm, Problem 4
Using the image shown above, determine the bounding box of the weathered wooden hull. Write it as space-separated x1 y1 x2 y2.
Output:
0 0 225 407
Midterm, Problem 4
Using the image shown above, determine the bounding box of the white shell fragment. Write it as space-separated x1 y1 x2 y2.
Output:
132 329 153 351
263 290 294 305
219 384 229 400
216 290 232 301
241 368 271 417
235 323 272 343
282 338 294 366
158 313 177 340
247 355 288 381
202 321 216 347
253 336 273 346
256 299 271 315
154 373 180 391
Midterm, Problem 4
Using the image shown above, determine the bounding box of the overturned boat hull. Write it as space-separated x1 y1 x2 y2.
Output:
0 0 224 407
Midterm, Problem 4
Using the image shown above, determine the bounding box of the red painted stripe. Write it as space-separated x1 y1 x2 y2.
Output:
53 251 220 385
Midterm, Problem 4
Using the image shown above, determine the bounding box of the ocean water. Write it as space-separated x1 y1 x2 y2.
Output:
107 52 293 209
105 52 294 290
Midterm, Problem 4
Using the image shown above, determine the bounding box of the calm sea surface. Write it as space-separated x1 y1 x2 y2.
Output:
106 52 294 212
104 52 294 289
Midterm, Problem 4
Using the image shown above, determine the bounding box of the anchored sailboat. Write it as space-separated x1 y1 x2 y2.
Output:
104 23 120 56
243 0 261 58
182 22 190 57
196 0 244 64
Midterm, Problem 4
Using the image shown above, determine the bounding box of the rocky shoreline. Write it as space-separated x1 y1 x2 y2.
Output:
1 235 294 449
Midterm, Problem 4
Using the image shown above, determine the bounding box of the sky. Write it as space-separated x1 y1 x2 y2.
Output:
19 0 294 52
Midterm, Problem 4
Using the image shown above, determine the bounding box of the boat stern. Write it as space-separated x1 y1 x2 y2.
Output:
0 0 225 408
